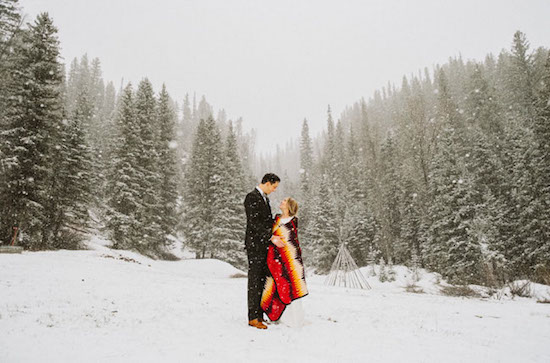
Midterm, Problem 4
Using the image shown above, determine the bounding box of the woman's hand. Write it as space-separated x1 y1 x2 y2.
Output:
271 235 285 248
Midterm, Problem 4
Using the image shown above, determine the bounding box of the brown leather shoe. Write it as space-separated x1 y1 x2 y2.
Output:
248 319 268 329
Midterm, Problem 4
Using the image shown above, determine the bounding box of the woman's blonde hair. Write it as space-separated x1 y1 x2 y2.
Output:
287 197 299 217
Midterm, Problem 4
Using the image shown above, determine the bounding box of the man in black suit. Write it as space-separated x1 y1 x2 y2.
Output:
244 173 281 329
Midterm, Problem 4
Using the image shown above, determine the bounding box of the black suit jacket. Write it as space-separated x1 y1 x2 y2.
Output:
244 188 273 252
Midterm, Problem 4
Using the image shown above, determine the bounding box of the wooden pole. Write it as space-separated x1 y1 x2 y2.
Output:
10 227 19 246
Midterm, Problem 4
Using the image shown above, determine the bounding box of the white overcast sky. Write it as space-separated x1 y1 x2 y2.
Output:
19 0 550 155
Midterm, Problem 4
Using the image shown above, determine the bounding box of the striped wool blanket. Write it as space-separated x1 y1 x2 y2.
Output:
261 215 308 321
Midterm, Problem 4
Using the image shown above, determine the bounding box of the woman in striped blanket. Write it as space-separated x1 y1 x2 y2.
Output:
260 197 308 327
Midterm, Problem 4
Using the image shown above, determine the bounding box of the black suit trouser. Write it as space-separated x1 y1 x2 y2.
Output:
247 245 268 321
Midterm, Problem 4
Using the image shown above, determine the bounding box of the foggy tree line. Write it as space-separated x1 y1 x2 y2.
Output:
2 1 549 285
0 7 180 257
0 3 257 265
298 31 549 285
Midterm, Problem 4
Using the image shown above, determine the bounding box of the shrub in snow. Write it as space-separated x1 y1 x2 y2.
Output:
387 257 396 282
440 285 481 298
508 281 532 298
366 248 377 276
404 282 424 294
378 257 387 282
410 252 420 282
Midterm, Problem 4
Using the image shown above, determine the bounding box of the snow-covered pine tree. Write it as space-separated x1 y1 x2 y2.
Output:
96 80 117 198
0 13 65 248
0 0 22 243
106 84 143 250
343 127 377 266
322 105 336 179
298 118 314 238
156 84 179 247
64 57 79 112
462 63 509 284
299 118 313 197
423 69 484 284
399 177 422 264
358 99 378 171
505 31 536 122
301 181 321 269
530 52 550 276
133 78 164 254
87 57 108 201
46 75 93 249
496 33 542 278
378 134 402 263
212 121 247 268
465 64 503 135
332 120 347 217
183 116 223 258
62 55 107 204
308 174 339 274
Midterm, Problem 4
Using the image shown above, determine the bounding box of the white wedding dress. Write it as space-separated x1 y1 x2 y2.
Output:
280 298 305 328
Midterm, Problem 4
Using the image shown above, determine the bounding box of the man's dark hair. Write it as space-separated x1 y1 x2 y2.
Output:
261 173 280 184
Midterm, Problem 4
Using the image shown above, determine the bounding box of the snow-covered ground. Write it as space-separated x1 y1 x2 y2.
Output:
1 237 549 363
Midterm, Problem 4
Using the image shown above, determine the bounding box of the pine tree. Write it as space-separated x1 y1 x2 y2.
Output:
379 134 402 262
133 78 164 254
506 31 536 122
333 120 347 217
465 64 502 134
46 76 93 249
106 84 143 250
423 69 484 284
341 202 377 267
0 13 65 248
529 52 550 274
299 118 313 197
156 84 179 245
322 105 336 178
299 118 313 233
96 80 116 169
183 116 223 258
424 130 484 284
212 121 247 268
400 177 422 264
307 175 339 273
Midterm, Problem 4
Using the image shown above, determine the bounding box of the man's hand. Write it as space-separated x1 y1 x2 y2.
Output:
271 235 285 248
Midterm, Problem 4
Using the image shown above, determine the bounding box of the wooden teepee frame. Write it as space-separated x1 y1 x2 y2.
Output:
325 243 371 289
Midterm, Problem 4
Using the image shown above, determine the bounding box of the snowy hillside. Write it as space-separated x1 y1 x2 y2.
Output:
1 238 549 363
